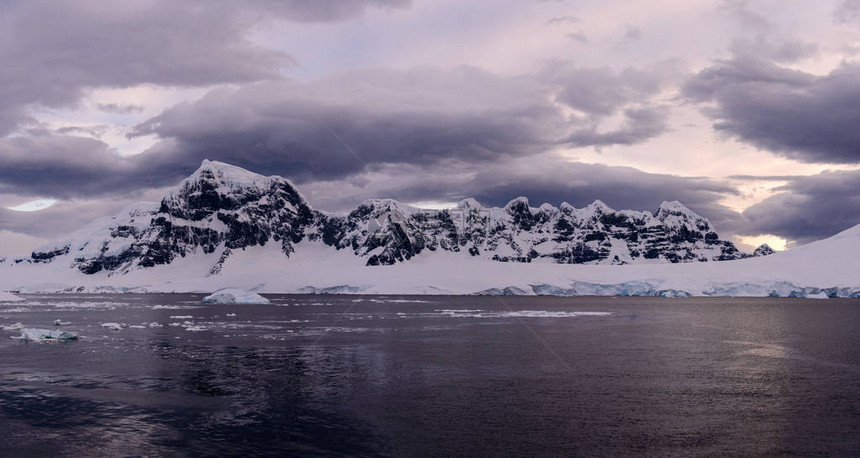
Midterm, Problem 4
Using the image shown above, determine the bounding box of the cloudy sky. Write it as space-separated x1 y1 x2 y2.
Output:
2 0 860 256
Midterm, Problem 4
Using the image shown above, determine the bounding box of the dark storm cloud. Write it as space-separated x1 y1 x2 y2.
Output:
684 57 860 164
0 135 130 198
0 63 674 200
300 156 745 236
125 64 674 184
0 0 410 135
741 170 860 244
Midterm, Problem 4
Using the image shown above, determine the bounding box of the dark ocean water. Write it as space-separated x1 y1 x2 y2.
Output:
0 294 859 457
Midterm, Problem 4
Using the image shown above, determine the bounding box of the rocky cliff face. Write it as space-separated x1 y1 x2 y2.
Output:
25 161 762 274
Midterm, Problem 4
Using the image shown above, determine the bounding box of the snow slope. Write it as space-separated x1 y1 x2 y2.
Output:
0 291 26 302
0 223 858 297
0 160 857 298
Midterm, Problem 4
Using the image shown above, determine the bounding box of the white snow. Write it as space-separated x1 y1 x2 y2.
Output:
16 328 78 342
2 223 860 298
0 291 25 302
202 288 270 304
100 322 128 330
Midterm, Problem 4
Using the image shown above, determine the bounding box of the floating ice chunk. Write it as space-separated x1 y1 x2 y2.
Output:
2 322 25 330
17 328 78 342
806 291 829 299
185 325 207 332
202 288 270 304
54 319 71 326
169 315 193 319
0 292 26 302
100 322 128 330
226 313 237 317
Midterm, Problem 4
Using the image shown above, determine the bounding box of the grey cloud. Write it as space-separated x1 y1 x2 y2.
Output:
249 0 411 22
95 103 145 115
729 35 818 63
55 125 111 138
623 25 642 42
126 64 673 184
564 107 669 148
566 32 588 43
727 174 803 181
0 0 410 134
0 64 674 201
835 0 860 23
684 58 860 164
300 155 744 237
544 61 681 116
742 170 860 245
547 15 580 24
719 0 819 63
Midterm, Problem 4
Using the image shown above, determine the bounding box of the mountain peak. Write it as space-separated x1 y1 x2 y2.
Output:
657 200 691 213
189 159 270 187
753 243 775 257
504 196 530 211
457 198 482 209
587 199 612 212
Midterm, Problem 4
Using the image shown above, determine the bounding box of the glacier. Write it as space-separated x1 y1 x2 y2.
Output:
202 288 271 304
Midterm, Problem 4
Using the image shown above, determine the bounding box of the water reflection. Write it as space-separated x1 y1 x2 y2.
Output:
0 294 858 456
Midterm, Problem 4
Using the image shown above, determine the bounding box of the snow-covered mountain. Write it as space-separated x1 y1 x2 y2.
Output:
6 160 855 298
16 160 762 276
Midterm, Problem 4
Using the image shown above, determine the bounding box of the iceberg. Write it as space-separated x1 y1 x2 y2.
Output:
100 322 128 330
202 288 270 304
17 328 78 342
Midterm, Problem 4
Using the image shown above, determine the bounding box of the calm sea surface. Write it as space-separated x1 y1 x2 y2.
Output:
0 294 859 457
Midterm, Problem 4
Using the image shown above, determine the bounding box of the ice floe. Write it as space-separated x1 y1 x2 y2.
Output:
16 328 78 342
202 288 270 304
100 322 128 330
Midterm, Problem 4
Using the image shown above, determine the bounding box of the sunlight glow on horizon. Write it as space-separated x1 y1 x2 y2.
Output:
6 199 58 212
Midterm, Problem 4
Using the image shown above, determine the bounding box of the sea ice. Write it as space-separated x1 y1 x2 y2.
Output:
202 288 270 304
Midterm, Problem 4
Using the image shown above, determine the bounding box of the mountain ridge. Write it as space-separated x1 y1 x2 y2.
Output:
11 160 769 275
